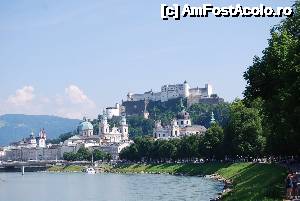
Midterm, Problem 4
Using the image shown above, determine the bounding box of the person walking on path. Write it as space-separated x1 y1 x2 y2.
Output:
286 173 293 200
292 172 299 199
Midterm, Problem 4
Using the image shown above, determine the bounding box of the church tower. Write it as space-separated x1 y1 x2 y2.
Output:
38 128 47 148
210 112 216 125
99 110 110 137
119 115 128 141
171 118 180 137
183 80 190 97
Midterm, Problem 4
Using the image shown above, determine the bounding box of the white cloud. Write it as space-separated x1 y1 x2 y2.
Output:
65 85 89 104
0 85 98 119
7 86 35 106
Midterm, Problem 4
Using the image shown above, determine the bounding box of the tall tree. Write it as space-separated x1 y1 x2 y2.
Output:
203 123 224 159
224 100 265 158
244 1 300 155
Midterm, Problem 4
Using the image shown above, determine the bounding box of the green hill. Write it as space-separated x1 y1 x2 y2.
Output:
0 114 80 145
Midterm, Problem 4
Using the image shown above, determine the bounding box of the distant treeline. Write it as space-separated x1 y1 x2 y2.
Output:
63 147 111 161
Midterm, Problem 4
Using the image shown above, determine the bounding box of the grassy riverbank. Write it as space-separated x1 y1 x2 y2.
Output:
47 163 112 173
47 165 85 172
113 162 287 201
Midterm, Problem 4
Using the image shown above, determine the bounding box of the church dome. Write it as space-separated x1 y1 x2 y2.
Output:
78 121 93 131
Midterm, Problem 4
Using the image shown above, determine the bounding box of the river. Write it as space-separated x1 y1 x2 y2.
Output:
0 172 223 201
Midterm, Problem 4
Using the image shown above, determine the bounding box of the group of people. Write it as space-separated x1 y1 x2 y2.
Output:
286 172 299 200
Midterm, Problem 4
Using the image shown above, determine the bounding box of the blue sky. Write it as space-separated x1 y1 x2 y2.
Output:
0 0 295 119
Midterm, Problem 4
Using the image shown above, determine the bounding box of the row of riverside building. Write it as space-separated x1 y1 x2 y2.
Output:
1 115 132 161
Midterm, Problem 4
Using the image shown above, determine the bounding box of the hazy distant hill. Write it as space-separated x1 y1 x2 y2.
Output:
0 114 80 146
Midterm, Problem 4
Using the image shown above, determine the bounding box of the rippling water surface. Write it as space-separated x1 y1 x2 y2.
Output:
0 172 223 201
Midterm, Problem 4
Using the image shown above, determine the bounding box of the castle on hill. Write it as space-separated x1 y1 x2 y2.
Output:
123 81 223 117
127 80 213 103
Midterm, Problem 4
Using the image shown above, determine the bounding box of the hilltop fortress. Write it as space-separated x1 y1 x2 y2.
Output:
127 81 213 102
123 81 223 116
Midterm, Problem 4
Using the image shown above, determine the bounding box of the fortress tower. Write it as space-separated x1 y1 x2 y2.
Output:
183 80 190 97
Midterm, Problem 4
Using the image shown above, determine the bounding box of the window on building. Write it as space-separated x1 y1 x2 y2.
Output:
181 121 184 125
163 134 165 137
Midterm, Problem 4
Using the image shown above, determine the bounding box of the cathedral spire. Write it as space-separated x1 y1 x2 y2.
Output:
121 115 127 126
180 98 185 111
210 112 216 124
101 110 108 124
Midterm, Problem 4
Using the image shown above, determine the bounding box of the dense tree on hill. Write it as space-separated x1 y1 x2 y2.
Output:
127 116 155 138
188 102 230 128
146 98 230 128
244 1 300 156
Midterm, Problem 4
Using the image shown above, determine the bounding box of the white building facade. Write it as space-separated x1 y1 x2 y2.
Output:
98 111 129 143
106 103 121 119
153 110 207 140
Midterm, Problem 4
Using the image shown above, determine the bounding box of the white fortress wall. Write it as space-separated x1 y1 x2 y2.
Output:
127 81 213 102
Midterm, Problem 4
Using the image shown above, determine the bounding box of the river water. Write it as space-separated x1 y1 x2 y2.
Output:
0 172 223 201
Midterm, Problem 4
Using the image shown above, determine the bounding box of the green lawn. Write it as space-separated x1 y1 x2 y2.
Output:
48 165 84 172
113 162 229 175
114 162 287 201
219 163 287 201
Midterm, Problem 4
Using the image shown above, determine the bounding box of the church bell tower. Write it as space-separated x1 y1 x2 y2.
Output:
119 115 128 141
